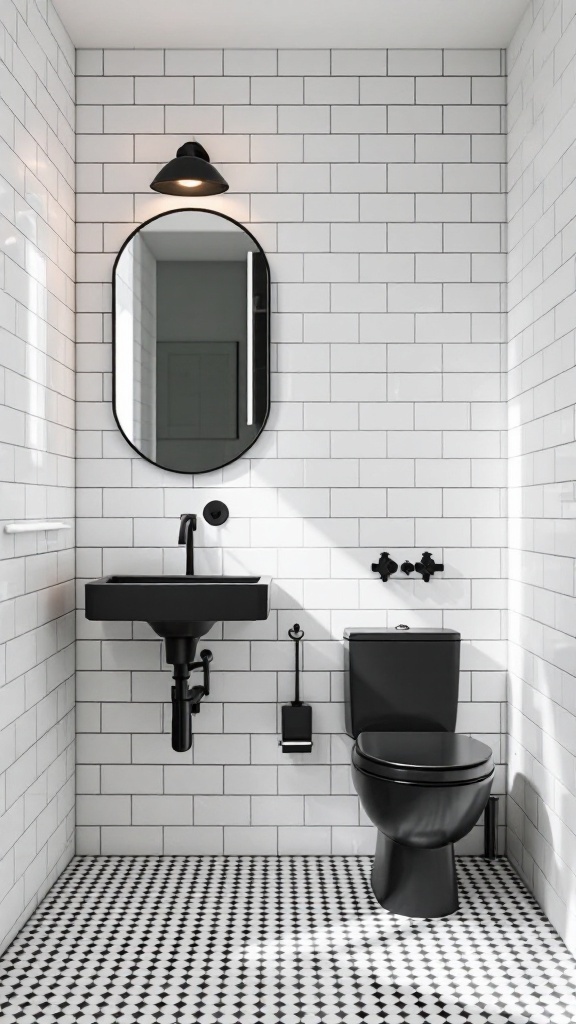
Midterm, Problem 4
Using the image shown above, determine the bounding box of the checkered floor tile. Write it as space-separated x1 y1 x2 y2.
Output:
0 856 574 1023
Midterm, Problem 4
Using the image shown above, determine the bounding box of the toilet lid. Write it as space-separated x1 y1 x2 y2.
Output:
354 732 493 785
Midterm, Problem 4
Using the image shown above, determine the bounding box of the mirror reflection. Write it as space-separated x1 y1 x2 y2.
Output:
113 210 270 474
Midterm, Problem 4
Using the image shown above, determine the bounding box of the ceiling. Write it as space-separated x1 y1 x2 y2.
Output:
54 0 529 50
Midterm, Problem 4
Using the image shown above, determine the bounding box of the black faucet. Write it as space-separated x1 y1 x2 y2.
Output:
178 514 197 575
415 551 444 583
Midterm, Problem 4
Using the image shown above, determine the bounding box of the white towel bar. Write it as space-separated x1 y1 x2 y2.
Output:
4 521 71 534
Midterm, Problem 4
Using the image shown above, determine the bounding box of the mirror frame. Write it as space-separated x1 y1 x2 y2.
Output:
111 207 271 475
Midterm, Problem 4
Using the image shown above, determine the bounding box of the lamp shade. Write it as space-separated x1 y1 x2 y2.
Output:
150 141 229 197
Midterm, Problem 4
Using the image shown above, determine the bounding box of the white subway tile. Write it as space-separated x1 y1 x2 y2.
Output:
416 134 471 162
360 77 414 104
331 164 387 192
388 431 442 458
306 77 358 104
304 133 358 162
331 223 386 252
443 489 501 517
387 51 443 76
444 283 501 312
251 134 303 162
223 826 277 854
134 77 194 104
472 77 506 104
304 795 358 826
444 51 501 76
389 283 442 312
416 312 470 342
133 795 193 825
101 765 163 794
444 105 501 134
331 284 387 314
388 163 443 192
164 50 223 75
278 826 331 854
278 51 330 76
388 105 442 133
331 106 386 133
279 105 330 133
252 796 303 825
332 50 387 75
388 223 442 252
224 766 276 795
103 105 164 134
224 50 277 76
279 163 329 193
252 77 303 105
76 795 130 826
77 77 134 105
223 105 276 133
195 795 250 826
416 254 470 282
278 765 331 795
305 193 359 221
104 50 164 76
416 76 471 104
77 50 104 75
251 193 303 222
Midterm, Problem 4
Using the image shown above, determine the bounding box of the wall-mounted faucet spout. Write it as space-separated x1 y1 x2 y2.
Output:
178 514 197 575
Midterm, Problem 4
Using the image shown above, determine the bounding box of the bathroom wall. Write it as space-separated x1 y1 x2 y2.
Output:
507 0 576 955
0 0 75 953
75 47 508 857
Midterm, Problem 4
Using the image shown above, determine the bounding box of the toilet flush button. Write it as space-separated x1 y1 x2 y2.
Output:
395 624 409 630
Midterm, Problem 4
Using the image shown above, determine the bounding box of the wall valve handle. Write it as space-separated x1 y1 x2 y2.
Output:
371 552 398 583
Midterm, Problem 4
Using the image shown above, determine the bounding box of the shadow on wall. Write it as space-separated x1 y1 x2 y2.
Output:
507 770 572 949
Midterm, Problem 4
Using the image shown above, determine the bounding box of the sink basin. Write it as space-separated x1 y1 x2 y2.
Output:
85 574 271 639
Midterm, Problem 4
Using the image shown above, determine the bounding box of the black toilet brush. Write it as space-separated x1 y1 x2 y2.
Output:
280 624 313 754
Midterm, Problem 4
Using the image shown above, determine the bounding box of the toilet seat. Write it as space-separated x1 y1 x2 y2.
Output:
353 731 493 785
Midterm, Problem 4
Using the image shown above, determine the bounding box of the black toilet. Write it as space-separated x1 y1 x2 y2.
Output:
345 626 493 919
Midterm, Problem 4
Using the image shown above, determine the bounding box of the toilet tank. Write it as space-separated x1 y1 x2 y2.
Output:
344 627 460 738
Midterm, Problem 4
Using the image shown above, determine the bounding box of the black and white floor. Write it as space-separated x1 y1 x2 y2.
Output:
0 856 574 1024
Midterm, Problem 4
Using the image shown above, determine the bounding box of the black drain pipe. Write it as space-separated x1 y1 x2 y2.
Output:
172 662 194 752
165 637 212 752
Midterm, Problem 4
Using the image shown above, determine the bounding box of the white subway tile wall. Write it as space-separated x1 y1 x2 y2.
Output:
74 47 507 859
507 0 576 956
0 1 75 953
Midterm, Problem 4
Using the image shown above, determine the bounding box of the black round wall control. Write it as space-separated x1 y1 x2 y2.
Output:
202 500 229 525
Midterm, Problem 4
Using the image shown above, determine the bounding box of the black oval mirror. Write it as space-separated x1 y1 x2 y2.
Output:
113 208 270 474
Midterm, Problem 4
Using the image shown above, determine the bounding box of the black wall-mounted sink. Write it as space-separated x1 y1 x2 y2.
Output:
85 572 272 753
85 574 271 639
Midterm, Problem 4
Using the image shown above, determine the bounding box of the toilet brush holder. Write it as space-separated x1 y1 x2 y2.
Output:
280 624 313 753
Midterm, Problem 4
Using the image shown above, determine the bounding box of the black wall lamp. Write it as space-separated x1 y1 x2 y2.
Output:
150 140 229 197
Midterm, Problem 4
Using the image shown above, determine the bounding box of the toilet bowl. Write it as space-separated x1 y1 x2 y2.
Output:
344 627 494 918
352 731 493 918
